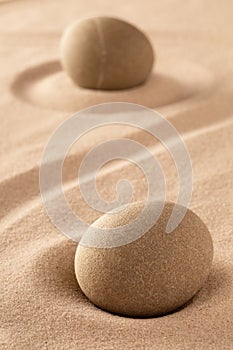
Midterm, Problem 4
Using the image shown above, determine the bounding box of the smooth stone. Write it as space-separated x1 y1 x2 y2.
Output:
60 17 154 90
75 201 213 317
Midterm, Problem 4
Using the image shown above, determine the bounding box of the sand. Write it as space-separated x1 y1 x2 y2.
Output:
0 0 233 349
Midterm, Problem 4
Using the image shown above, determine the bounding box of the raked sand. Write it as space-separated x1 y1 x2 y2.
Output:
0 0 233 349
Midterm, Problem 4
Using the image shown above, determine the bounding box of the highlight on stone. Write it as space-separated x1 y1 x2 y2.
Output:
60 16 154 90
75 201 213 318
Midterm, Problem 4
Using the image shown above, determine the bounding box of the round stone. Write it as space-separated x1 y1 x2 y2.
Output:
60 17 154 90
75 201 213 317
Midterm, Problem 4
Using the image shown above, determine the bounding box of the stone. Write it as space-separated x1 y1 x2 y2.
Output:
60 17 154 90
75 201 213 317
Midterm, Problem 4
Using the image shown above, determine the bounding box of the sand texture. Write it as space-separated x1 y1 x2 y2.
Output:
0 0 233 349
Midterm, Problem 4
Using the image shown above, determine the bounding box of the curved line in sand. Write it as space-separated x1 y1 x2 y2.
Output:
11 59 213 112
1 115 232 238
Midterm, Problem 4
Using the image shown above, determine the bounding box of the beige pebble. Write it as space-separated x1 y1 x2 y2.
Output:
75 201 213 317
60 17 154 90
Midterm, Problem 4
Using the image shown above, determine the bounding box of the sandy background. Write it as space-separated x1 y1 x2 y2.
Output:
0 0 233 349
